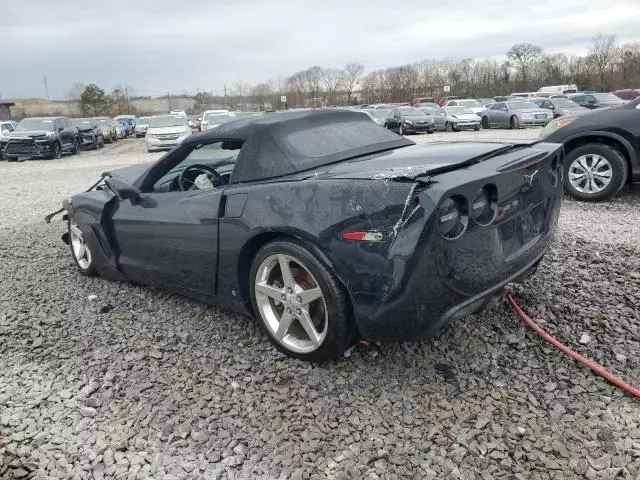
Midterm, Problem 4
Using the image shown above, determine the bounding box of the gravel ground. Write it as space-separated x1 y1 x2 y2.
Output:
1 131 639 480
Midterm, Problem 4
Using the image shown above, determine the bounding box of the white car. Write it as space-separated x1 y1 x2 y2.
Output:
0 121 17 159
144 115 191 152
169 110 187 117
444 99 485 115
200 110 235 131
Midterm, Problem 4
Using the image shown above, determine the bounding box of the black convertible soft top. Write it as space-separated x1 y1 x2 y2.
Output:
184 110 414 183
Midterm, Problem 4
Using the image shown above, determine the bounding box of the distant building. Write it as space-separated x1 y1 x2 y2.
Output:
0 101 15 120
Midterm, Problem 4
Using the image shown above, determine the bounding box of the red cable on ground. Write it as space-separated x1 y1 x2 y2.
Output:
506 294 640 399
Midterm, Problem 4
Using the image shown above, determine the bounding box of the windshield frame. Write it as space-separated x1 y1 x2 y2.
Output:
507 101 537 110
148 115 187 128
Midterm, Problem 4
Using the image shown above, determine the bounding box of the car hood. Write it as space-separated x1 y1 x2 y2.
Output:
311 141 525 180
8 130 52 138
468 107 484 113
147 126 188 135
450 113 479 121
77 126 95 132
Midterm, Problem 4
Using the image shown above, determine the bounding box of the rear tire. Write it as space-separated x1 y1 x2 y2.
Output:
563 143 628 202
249 240 355 362
510 116 520 129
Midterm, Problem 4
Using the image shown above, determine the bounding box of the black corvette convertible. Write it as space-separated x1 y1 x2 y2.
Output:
48 110 563 361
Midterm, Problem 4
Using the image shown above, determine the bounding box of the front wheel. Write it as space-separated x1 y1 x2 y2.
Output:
482 117 490 129
71 138 79 155
510 116 520 129
249 241 355 361
50 142 62 159
98 136 105 148
445 122 453 132
564 143 628 202
398 124 404 136
68 219 97 276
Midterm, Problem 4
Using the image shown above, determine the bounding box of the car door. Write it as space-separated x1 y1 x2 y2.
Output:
387 109 399 130
61 118 75 149
109 140 237 297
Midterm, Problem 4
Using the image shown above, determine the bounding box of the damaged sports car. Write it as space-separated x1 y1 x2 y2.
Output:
48 110 563 361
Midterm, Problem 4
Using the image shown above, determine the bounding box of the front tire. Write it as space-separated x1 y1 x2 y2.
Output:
249 240 355 362
482 116 490 129
398 124 404 136
564 143 628 202
71 138 79 155
50 142 62 159
510 116 520 129
445 122 453 132
68 219 97 276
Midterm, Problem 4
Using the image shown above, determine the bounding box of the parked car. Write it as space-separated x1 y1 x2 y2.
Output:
612 89 640 101
48 109 563 361
72 118 104 150
94 117 117 143
134 117 150 137
367 104 397 110
437 96 461 106
510 92 538 98
540 98 640 202
385 106 435 134
201 110 235 131
0 120 17 160
363 108 392 126
411 96 436 106
4 117 79 161
567 92 626 109
492 96 516 102
144 114 191 152
530 97 588 118
536 84 579 96
113 120 128 139
433 107 481 131
444 99 485 115
481 100 552 129
169 110 187 117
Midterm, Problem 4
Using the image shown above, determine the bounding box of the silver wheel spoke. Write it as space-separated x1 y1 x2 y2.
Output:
298 310 321 346
278 255 294 289
593 170 612 179
591 155 602 170
297 287 322 306
255 282 284 301
70 225 83 238
577 157 590 171
77 244 86 259
275 310 295 340
569 172 585 181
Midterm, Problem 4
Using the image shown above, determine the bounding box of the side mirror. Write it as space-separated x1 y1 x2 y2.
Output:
104 177 141 203
1 129 9 136
58 127 64 132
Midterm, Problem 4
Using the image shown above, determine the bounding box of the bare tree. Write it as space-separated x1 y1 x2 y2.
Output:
506 43 543 90
66 82 86 101
342 62 364 103
588 34 618 89
251 83 271 109
320 68 343 105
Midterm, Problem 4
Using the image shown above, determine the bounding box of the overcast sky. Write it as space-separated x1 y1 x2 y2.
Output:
2 0 639 99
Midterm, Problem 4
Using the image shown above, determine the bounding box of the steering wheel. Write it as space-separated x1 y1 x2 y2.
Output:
178 164 223 191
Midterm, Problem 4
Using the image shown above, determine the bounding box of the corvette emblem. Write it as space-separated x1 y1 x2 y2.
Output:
523 170 539 188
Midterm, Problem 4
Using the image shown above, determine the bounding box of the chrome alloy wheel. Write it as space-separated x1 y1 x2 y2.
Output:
69 222 92 270
568 154 613 194
254 254 328 354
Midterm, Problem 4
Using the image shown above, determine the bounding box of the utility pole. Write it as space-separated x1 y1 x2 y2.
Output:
167 92 171 111
224 84 227 108
43 76 50 100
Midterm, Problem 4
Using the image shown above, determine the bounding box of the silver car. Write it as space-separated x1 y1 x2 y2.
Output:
481 100 552 129
433 107 481 132
362 108 392 126
444 98 485 115
94 117 117 143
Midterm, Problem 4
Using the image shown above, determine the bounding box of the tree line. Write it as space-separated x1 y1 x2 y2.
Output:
73 33 640 114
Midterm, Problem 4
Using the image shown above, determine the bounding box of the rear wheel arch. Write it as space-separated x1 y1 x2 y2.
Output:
236 231 353 317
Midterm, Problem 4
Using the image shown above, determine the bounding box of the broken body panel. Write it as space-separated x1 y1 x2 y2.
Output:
53 111 563 342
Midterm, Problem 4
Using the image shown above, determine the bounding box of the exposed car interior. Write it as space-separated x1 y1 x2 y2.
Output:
152 140 243 193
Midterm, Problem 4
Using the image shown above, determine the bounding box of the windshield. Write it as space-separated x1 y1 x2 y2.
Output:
16 119 55 132
149 115 186 128
458 100 482 108
204 114 236 124
400 108 427 117
97 119 109 126
551 98 579 108
593 93 623 103
507 101 536 110
446 107 475 115
417 106 437 115
137 117 150 125
73 119 94 127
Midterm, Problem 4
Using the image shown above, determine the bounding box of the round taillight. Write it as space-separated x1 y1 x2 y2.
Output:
470 186 496 225
438 195 468 239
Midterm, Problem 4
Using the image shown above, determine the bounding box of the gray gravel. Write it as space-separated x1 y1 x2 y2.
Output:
1 133 639 479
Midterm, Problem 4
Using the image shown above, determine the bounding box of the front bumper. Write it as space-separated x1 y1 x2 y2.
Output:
145 136 185 151
79 135 97 148
520 116 550 126
454 121 480 130
4 139 56 158
404 123 434 133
